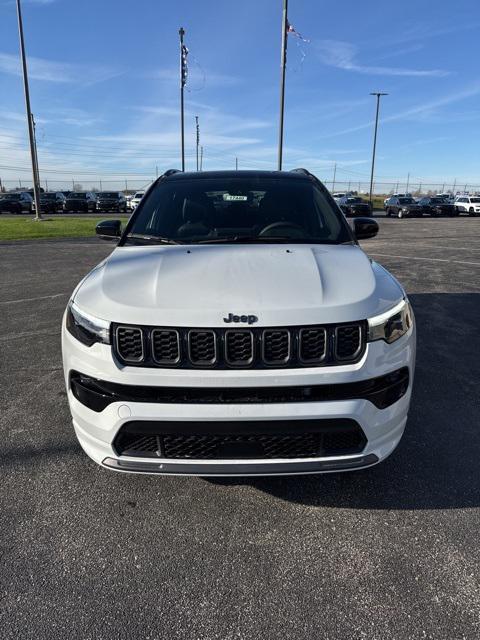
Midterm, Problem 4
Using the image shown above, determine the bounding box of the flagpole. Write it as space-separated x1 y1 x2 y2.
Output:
277 0 288 170
179 27 186 172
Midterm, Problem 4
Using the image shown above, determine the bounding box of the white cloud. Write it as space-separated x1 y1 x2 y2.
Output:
316 40 450 77
0 51 120 84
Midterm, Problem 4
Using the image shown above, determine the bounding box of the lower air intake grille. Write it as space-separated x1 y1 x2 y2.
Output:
116 327 144 362
114 420 367 459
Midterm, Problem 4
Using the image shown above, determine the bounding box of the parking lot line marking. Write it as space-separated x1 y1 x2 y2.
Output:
0 292 68 305
369 253 480 266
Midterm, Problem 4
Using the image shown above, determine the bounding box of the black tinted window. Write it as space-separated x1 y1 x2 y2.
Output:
127 177 352 244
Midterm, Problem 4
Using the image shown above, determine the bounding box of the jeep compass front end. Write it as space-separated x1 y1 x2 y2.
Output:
62 169 415 476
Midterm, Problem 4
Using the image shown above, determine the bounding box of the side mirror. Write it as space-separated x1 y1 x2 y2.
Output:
352 217 379 240
96 219 122 241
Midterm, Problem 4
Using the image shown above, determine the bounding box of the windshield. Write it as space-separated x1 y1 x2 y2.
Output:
69 193 86 198
347 197 363 204
430 198 444 204
398 198 415 204
133 192 144 199
100 192 119 198
41 193 56 200
124 177 353 245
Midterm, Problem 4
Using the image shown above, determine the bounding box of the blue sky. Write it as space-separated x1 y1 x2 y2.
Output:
0 0 479 190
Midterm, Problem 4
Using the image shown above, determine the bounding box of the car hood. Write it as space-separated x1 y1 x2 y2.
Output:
74 244 404 326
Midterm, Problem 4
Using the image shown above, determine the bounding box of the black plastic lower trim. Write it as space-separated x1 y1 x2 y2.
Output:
70 367 410 413
102 453 379 475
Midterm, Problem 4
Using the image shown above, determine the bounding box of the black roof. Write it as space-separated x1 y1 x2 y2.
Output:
163 169 311 182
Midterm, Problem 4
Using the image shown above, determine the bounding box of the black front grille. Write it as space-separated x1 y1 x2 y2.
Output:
335 325 362 360
112 322 367 369
116 327 144 362
114 419 367 460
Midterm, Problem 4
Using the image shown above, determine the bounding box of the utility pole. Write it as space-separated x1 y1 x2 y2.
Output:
452 178 456 194
235 157 238 171
155 165 158 178
368 92 388 207
16 0 42 220
406 172 410 193
195 115 200 171
179 27 187 171
332 163 337 192
200 146 203 171
277 0 288 170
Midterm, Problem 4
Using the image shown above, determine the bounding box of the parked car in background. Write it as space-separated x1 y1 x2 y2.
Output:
125 194 133 211
383 193 412 207
417 197 457 217
96 191 127 213
64 192 97 213
385 196 422 218
32 191 66 214
339 196 372 217
0 192 33 214
454 195 480 216
436 193 454 203
130 190 145 210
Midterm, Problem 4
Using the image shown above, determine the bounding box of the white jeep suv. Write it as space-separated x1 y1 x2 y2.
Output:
62 169 416 476
454 195 480 216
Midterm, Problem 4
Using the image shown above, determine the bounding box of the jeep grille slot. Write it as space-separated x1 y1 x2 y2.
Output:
112 322 366 369
225 330 254 366
335 325 363 361
151 329 180 365
262 330 291 365
188 330 217 365
299 328 326 363
116 327 144 362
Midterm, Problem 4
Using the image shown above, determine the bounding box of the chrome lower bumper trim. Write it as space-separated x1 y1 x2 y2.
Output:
101 454 379 476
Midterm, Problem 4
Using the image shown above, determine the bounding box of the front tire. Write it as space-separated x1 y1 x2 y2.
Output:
397 210 403 219
469 207 475 216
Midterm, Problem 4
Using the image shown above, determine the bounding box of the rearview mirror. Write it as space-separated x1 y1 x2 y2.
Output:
352 217 379 240
96 219 122 241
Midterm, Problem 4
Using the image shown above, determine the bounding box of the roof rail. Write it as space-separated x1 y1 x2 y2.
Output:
162 169 182 177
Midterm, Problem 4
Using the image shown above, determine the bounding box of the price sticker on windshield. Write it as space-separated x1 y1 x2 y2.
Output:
223 194 248 201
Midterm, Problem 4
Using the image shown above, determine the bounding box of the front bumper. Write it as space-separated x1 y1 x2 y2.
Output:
62 322 416 476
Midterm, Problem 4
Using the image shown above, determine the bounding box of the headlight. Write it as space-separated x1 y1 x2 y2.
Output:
368 299 413 344
66 300 110 347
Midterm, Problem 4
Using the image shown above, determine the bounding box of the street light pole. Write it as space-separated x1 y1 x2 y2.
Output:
16 0 42 220
277 0 288 170
179 27 186 171
368 92 388 207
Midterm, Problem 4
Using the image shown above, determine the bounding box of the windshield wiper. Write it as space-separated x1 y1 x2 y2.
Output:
196 236 339 245
126 233 183 245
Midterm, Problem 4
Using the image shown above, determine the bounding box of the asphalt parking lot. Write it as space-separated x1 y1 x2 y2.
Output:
1 216 479 640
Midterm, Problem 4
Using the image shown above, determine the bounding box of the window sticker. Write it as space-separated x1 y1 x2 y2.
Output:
223 194 248 201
